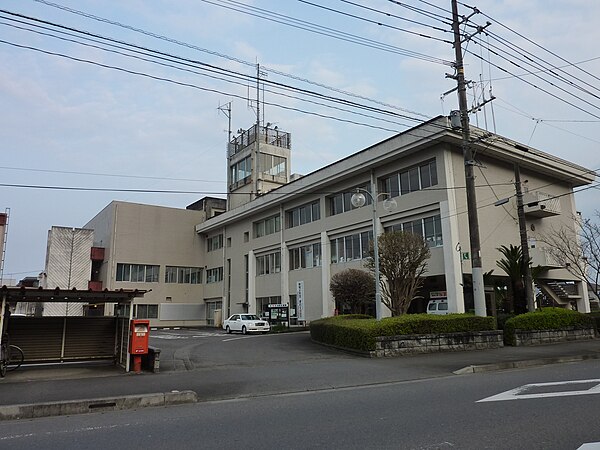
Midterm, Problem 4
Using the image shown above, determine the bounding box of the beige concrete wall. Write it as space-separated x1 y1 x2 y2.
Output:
85 201 208 326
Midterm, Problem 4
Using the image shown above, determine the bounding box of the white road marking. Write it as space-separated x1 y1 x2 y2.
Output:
578 443 600 449
478 379 600 402
0 424 129 441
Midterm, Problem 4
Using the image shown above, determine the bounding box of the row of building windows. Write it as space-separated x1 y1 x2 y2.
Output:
207 234 224 252
290 243 322 270
328 183 371 216
385 214 443 247
330 231 373 264
260 153 286 178
254 214 281 238
230 156 251 184
206 266 224 283
117 263 217 284
286 200 321 229
116 263 160 283
379 159 437 198
256 251 281 276
165 266 203 284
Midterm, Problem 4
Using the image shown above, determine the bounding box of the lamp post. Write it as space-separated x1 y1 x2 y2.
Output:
351 189 396 320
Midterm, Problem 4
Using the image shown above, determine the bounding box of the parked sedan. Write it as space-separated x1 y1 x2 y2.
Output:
223 314 270 334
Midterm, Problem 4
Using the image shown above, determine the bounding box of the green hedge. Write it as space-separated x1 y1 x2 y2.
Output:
586 312 600 334
504 308 595 345
310 314 496 352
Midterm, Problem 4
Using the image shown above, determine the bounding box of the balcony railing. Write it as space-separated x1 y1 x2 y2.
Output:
523 191 561 218
228 124 291 157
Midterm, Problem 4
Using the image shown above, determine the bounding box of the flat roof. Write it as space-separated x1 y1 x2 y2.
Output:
0 286 147 304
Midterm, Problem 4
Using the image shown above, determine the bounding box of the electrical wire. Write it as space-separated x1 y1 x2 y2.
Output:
198 0 452 65
31 0 430 115
0 11 433 128
297 0 452 43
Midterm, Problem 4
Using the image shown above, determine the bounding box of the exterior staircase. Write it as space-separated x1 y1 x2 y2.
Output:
535 280 581 307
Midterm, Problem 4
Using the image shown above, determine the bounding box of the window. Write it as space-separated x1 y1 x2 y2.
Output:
254 214 281 238
205 299 222 326
423 215 443 247
256 251 281 276
230 156 251 184
116 263 159 283
330 231 373 263
135 304 159 319
165 266 203 284
286 201 320 228
207 234 223 252
227 237 232 247
379 159 437 197
206 267 224 283
260 153 286 177
329 183 371 216
385 214 443 247
244 231 249 243
289 243 321 270
256 296 281 317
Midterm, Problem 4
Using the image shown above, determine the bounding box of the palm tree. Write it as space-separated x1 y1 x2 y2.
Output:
496 244 530 314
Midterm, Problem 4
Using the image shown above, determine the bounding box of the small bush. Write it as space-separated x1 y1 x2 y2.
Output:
586 312 600 334
504 307 594 345
310 314 496 352
496 313 516 331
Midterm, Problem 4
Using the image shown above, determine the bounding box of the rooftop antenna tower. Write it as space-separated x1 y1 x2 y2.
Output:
218 101 233 143
0 208 10 286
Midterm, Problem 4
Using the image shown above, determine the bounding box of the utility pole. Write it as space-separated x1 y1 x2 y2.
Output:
450 0 487 316
514 163 535 311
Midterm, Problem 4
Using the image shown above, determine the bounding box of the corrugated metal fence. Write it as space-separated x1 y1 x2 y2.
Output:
8 317 118 363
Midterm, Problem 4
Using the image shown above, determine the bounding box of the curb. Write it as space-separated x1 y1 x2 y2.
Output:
0 390 198 421
453 353 600 375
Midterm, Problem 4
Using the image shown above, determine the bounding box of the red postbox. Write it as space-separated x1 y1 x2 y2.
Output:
129 319 150 355
129 319 149 373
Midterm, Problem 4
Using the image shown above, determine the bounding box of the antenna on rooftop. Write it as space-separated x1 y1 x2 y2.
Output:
218 101 232 142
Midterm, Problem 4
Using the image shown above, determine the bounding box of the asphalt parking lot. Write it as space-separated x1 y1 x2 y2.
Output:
149 327 354 372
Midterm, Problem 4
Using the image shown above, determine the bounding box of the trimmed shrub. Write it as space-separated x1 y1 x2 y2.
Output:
310 314 496 352
496 313 516 332
586 312 600 334
504 308 595 345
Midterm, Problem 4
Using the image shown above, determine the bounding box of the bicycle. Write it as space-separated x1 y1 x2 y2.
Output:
0 334 24 377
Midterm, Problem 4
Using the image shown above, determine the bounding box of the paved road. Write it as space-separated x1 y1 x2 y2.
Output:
2 359 600 449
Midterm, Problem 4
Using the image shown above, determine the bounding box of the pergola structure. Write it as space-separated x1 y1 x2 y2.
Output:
1 286 147 372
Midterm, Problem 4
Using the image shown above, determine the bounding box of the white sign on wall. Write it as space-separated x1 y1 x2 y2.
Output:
296 281 305 321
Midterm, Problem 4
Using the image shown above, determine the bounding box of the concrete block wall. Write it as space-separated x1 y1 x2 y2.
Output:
371 330 503 357
512 327 595 346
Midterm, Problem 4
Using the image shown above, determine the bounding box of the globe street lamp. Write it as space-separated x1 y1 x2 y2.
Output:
351 189 396 320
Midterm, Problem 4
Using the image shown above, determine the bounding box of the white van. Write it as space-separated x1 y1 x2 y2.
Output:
426 299 449 315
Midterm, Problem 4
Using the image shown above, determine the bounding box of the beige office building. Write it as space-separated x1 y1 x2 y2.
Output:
196 116 594 324
47 116 594 327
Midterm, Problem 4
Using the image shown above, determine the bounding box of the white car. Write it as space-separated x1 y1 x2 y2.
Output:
427 299 449 315
223 314 270 334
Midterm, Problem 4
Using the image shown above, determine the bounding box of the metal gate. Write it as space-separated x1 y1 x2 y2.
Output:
8 317 117 363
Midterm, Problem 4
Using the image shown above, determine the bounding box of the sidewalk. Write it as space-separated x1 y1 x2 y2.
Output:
1 339 599 420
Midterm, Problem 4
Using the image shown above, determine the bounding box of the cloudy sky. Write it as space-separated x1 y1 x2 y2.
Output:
1 0 599 282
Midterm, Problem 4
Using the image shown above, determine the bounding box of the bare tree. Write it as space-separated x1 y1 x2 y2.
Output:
329 269 375 315
539 212 600 294
366 231 430 316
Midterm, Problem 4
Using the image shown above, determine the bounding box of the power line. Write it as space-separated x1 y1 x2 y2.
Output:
297 0 452 43
472 4 600 84
0 10 434 128
0 38 403 134
339 0 451 32
464 49 600 120
198 0 452 65
31 0 430 115
0 166 226 183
